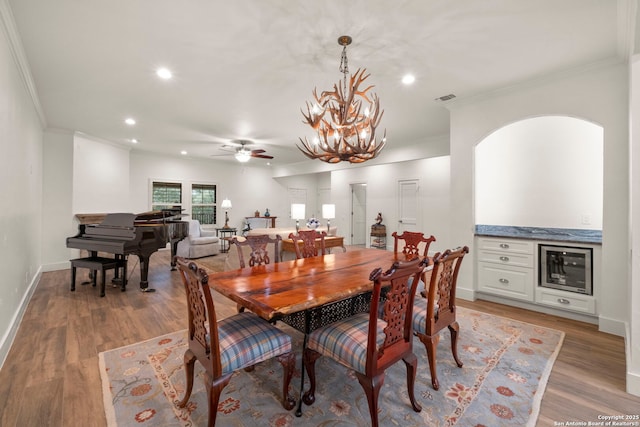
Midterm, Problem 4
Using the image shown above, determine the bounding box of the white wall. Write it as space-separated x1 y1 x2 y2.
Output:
129 151 320 231
475 116 604 229
449 63 629 337
41 130 73 270
0 15 44 367
73 134 131 214
330 156 452 254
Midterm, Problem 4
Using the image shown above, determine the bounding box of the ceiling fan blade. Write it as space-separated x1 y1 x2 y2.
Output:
251 153 274 159
251 149 266 154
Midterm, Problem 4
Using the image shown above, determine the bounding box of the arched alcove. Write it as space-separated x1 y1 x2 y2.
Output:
474 116 603 229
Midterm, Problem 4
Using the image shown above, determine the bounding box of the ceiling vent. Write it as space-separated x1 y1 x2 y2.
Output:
434 94 456 102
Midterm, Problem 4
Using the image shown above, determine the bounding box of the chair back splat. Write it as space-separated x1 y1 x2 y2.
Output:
302 257 427 427
288 229 327 259
413 246 469 390
230 234 282 268
392 230 436 259
174 256 296 426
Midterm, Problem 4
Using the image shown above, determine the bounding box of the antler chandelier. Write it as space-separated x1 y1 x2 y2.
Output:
298 35 386 164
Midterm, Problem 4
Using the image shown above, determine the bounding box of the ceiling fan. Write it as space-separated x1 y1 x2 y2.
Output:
211 139 274 162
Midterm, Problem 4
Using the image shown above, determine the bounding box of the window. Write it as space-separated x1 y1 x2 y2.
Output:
192 184 217 225
152 181 182 211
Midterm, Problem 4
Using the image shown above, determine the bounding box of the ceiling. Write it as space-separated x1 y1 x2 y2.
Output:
6 0 630 168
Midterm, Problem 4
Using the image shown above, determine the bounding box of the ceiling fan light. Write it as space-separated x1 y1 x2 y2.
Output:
235 151 251 162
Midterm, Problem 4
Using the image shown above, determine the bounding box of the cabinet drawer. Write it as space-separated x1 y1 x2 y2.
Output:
477 263 533 301
477 251 533 268
535 287 596 314
477 238 533 255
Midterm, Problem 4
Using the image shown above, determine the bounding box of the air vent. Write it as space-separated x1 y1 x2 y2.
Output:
434 94 456 102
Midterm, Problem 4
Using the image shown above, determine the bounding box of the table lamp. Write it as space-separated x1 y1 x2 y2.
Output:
322 204 335 233
221 198 232 228
291 203 306 232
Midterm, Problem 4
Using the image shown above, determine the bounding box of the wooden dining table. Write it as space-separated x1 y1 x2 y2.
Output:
201 247 430 416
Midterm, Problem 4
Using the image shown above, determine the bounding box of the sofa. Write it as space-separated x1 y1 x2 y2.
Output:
176 220 220 259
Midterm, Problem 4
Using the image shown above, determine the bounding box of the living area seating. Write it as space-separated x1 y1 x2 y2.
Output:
288 230 326 259
175 257 296 426
176 219 220 259
392 230 436 259
412 246 469 390
302 257 426 427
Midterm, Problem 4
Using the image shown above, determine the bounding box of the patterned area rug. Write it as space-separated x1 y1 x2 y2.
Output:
99 307 564 426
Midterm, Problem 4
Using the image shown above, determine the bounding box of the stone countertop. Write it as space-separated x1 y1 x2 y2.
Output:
475 224 602 244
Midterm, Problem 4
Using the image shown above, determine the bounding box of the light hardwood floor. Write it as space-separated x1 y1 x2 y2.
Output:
0 248 639 426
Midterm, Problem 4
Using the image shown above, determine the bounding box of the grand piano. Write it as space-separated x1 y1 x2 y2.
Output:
66 210 189 291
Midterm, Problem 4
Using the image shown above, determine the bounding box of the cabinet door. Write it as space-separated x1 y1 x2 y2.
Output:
477 262 534 301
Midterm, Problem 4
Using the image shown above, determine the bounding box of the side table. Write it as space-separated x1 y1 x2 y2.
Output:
215 227 237 253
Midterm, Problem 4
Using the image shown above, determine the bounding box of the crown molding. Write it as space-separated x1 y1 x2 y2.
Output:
0 0 47 127
617 0 637 60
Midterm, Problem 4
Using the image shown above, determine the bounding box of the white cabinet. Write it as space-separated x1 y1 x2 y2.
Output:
535 287 596 314
475 236 598 316
476 237 535 302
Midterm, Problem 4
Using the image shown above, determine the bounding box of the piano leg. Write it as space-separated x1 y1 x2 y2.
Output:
170 240 180 270
137 254 156 292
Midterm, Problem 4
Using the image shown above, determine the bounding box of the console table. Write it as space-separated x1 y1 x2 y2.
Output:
245 216 277 228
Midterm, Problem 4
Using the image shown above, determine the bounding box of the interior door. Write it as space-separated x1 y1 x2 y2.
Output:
351 183 367 245
398 179 419 233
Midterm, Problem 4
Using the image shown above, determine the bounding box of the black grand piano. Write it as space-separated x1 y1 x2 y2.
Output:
66 210 189 291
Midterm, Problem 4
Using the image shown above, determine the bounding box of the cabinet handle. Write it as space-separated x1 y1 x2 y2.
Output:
499 243 509 249
499 256 510 262
499 278 509 284
557 298 570 305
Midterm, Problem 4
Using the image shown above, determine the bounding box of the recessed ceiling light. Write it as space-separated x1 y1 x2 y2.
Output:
125 118 136 125
156 67 172 80
130 138 138 144
402 74 416 85
180 150 187 155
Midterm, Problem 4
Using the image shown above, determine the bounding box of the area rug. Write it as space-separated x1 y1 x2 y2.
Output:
99 307 564 426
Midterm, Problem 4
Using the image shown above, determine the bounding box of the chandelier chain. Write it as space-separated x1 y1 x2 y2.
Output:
340 44 349 92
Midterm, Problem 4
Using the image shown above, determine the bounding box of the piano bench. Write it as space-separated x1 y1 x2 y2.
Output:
70 256 127 297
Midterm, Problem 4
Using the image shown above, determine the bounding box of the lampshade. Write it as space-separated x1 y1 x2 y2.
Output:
221 198 232 209
291 204 306 220
322 204 335 219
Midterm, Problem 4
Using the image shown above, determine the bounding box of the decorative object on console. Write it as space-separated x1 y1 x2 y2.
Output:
297 35 386 164
221 198 232 228
254 210 260 217
322 204 335 233
306 217 320 229
264 208 270 217
291 203 305 232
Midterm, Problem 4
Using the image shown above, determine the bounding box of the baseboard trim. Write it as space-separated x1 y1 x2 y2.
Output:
0 266 41 370
598 314 627 337
41 261 70 272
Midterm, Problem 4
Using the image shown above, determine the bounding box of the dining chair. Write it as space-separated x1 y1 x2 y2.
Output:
288 229 327 259
230 234 282 268
302 257 427 427
412 246 469 390
229 234 282 313
392 230 436 260
174 257 296 426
